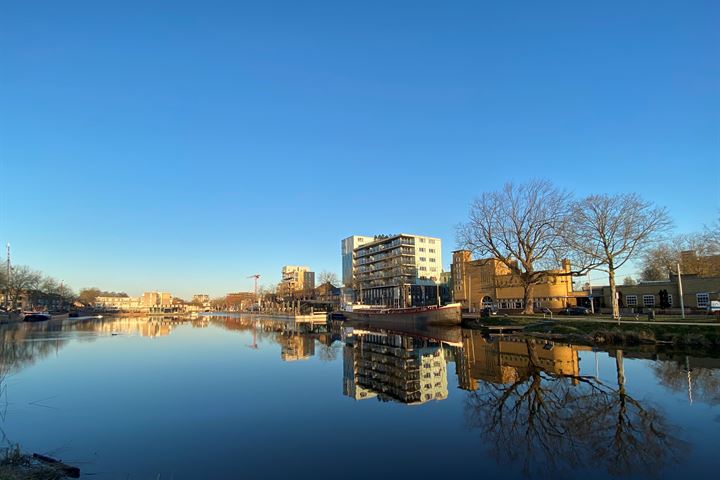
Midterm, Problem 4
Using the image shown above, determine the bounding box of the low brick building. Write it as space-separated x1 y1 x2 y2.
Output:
600 273 719 314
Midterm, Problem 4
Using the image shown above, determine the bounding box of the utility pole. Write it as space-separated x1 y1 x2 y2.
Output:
677 263 685 319
5 243 10 310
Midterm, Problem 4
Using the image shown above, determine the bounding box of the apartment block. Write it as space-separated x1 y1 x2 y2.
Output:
278 265 315 297
349 233 443 307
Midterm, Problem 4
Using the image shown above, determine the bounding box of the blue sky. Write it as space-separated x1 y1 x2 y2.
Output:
1 0 718 298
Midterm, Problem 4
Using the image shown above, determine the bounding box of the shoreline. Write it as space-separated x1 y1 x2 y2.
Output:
463 316 720 351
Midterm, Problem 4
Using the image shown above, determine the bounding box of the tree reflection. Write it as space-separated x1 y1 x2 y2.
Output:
465 342 687 477
652 357 720 405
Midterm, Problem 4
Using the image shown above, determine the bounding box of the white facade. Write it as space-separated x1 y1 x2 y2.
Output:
341 235 372 287
411 235 443 282
349 233 443 306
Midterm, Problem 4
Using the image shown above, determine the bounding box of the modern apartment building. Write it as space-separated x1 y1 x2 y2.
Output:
278 265 315 298
341 235 373 287
348 233 443 307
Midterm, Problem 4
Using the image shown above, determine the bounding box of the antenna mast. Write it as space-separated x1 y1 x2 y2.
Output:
5 243 10 310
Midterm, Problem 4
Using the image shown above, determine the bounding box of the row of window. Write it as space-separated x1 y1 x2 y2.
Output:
626 293 710 308
418 238 437 244
418 257 437 262
418 266 438 272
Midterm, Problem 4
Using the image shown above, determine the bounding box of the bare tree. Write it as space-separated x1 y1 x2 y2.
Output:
1 265 42 309
562 194 671 319
318 271 339 286
703 213 720 253
640 232 719 280
457 180 571 314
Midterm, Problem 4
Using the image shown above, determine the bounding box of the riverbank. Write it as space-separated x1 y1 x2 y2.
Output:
0 445 77 479
464 316 720 350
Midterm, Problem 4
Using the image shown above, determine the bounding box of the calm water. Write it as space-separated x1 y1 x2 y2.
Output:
1 314 719 479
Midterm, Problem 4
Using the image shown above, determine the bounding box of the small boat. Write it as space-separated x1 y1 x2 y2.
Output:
341 303 462 326
23 312 51 322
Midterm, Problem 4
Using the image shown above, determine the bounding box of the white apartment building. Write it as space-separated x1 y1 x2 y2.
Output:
341 235 373 287
347 233 443 307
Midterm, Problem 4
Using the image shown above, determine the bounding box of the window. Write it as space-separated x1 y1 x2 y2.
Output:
420 257 426 261
419 266 427 271
514 300 523 309
667 294 673 307
429 239 435 244
419 238 425 243
643 295 655 307
419 247 425 252
697 293 710 308
626 295 637 306
430 258 436 262
430 267 437 272
429 248 435 253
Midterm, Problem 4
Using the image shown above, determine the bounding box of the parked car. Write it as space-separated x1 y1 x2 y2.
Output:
559 306 591 316
480 306 498 318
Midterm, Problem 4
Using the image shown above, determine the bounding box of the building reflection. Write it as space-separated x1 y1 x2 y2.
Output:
342 328 449 404
455 330 592 390
277 333 316 361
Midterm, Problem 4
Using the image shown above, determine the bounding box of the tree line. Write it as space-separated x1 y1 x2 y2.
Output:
0 264 134 310
457 179 719 319
0 265 76 309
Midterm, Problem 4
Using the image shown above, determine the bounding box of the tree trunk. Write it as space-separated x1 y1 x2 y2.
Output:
522 282 535 315
608 268 619 320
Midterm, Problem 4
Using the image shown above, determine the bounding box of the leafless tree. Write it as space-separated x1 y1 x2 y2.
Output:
704 212 720 251
640 232 719 280
457 180 571 314
465 343 686 477
562 194 671 319
318 271 339 286
0 265 42 309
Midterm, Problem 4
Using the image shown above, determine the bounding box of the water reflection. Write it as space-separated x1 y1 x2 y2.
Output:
0 315 712 478
463 338 687 477
652 355 720 405
343 328 449 404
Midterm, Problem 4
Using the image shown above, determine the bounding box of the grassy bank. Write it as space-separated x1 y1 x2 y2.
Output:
466 316 720 349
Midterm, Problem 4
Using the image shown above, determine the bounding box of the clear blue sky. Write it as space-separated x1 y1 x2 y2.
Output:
1 0 718 298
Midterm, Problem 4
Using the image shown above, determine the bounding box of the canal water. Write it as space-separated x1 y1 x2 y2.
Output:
1 314 718 479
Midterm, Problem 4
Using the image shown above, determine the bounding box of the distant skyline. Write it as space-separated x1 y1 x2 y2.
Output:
1 1 718 298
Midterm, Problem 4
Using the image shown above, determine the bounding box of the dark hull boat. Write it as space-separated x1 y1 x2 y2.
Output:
341 303 462 326
23 313 51 322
